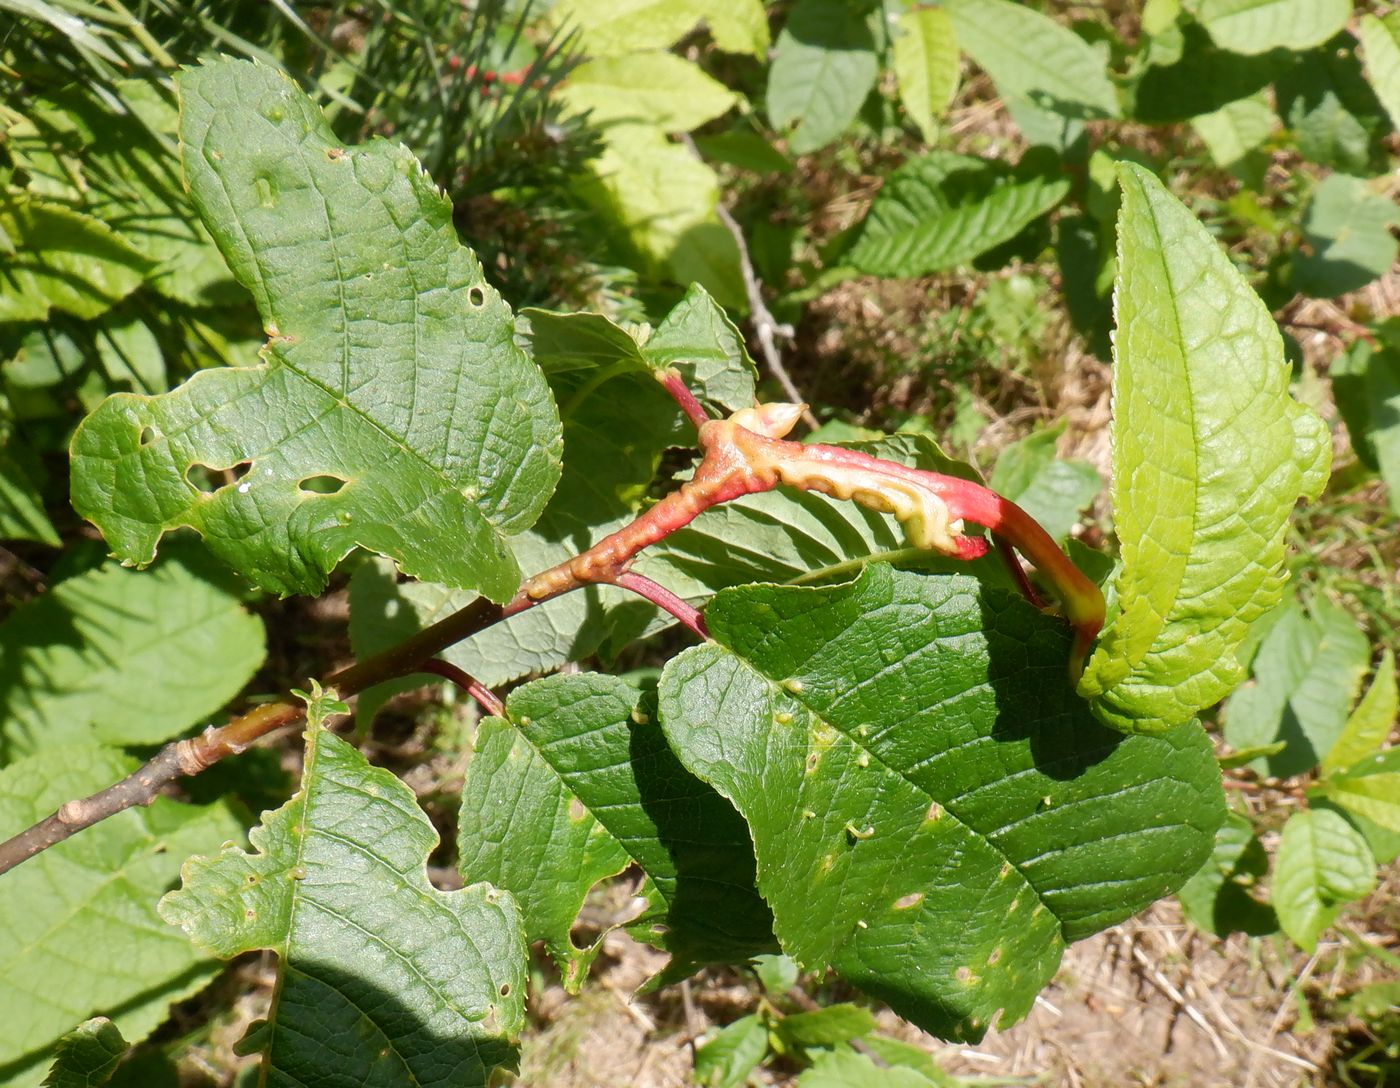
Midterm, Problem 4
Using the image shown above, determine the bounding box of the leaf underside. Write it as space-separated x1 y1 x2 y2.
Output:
70 59 562 601
659 566 1223 1041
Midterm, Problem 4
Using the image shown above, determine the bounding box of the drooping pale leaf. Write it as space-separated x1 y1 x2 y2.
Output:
1272 808 1375 952
0 414 60 545
988 423 1102 543
1292 174 1400 299
350 287 756 712
160 707 527 1087
848 152 1070 278
943 0 1119 123
1276 41 1387 174
69 59 562 601
660 567 1223 1040
1322 649 1397 775
0 555 265 760
636 432 1010 610
1078 163 1330 735
892 7 960 144
1176 812 1277 937
575 124 744 308
1183 0 1352 55
0 745 241 1088
1221 599 1371 777
1331 331 1400 513
1359 12 1400 130
0 195 150 322
457 674 772 988
560 53 738 132
1190 94 1275 171
694 1015 770 1088
766 0 879 155
550 0 768 56
42 1020 128 1088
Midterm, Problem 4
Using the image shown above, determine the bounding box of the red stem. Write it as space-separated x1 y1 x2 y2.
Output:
657 370 712 431
419 659 505 718
615 571 708 639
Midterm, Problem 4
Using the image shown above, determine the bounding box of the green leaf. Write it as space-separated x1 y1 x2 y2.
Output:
1292 174 1400 298
988 422 1101 543
1176 812 1277 937
641 282 760 414
1276 40 1386 174
1189 94 1275 172
706 0 769 58
1272 808 1375 952
575 124 744 307
797 1046 953 1086
1131 23 1289 124
778 1004 876 1047
1359 12 1400 130
456 674 772 988
1322 648 1398 775
1331 332 1400 512
551 0 708 56
159 706 527 1087
69 59 562 601
1183 0 1352 54
766 0 879 155
0 194 150 321
694 1014 770 1088
1078 163 1330 735
892 7 960 143
1322 759 1400 834
0 745 241 1088
1221 599 1371 777
0 414 60 545
42 1020 128 1088
0 555 266 760
659 567 1224 1040
943 0 1119 123
848 152 1070 278
559 53 738 132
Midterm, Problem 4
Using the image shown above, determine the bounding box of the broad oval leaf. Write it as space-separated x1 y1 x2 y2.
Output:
0 554 266 760
42 1019 128 1088
892 7 960 144
559 53 738 132
1360 12 1400 130
659 566 1223 1040
70 59 563 600
1078 164 1330 735
848 152 1070 278
766 0 879 155
160 710 527 1087
1184 0 1352 55
1293 174 1400 299
456 673 773 989
1272 808 1375 952
0 745 241 1088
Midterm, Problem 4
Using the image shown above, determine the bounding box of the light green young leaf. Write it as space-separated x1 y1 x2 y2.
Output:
695 1014 770 1088
0 195 150 322
1322 648 1398 775
1272 808 1375 952
160 707 527 1087
848 152 1070 278
42 1019 128 1088
989 422 1101 543
660 567 1223 1040
575 123 744 307
1078 163 1330 735
706 0 769 57
1184 0 1352 55
1190 94 1275 171
1359 12 1400 130
0 555 265 760
1276 41 1385 175
892 7 960 144
69 59 562 601
551 0 703 55
778 1003 877 1047
1322 756 1400 833
798 1049 945 1087
457 674 772 989
1293 174 1400 299
1221 598 1371 777
943 0 1119 122
0 746 241 1088
766 0 879 155
560 53 738 132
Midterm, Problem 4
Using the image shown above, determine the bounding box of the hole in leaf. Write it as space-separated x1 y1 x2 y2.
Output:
298 474 348 495
185 461 251 495
499 983 511 997
468 286 485 307
139 426 160 447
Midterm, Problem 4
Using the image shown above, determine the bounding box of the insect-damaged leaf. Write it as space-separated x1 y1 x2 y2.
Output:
70 59 561 600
